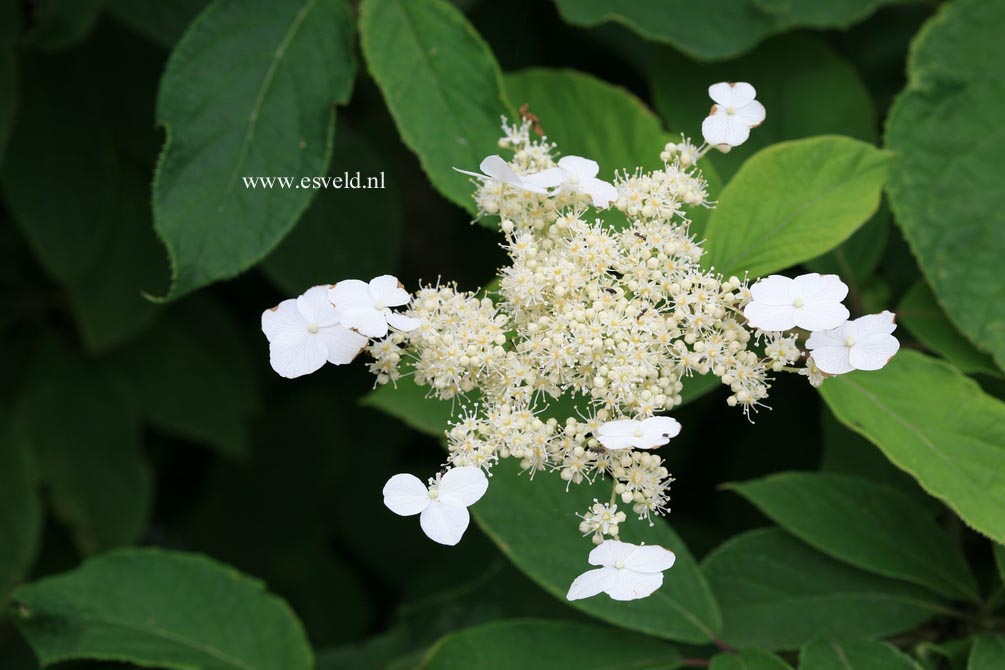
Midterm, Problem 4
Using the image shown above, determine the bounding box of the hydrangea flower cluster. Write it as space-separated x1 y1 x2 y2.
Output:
260 83 900 601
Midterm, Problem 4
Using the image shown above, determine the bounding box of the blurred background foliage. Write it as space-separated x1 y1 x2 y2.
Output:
0 0 1003 668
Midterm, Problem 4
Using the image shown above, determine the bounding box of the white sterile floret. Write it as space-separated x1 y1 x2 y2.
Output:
261 285 367 379
526 156 619 208
806 311 901 375
382 467 489 546
701 82 766 149
329 275 421 339
596 416 682 451
453 155 552 194
744 273 850 332
566 540 676 601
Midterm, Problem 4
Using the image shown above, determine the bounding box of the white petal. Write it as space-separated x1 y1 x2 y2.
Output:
588 539 637 568
793 273 848 304
566 567 618 601
582 177 619 209
641 416 681 441
606 570 664 601
750 275 794 305
623 545 676 573
807 344 855 375
849 310 897 338
369 274 410 307
596 435 639 450
437 466 489 507
319 325 368 365
268 331 328 379
419 501 470 546
329 279 374 311
522 166 566 189
735 99 766 127
598 419 639 437
744 302 797 331
632 434 671 450
296 285 340 327
262 299 304 341
382 473 430 516
793 301 850 332
849 334 900 371
386 311 422 332
558 155 600 179
702 111 731 147
708 82 756 108
341 306 388 338
479 155 523 186
453 167 489 179
720 115 751 146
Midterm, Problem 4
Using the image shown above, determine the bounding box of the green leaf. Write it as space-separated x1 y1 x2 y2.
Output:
1 43 166 350
153 0 357 300
885 0 1005 371
12 548 313 670
702 528 945 650
109 297 261 460
799 639 923 670
728 472 978 602
422 619 683 670
818 350 1005 543
650 34 877 181
898 282 1002 379
360 375 455 438
970 635 1005 670
106 0 208 48
0 0 17 165
14 340 152 554
22 0 102 51
262 126 403 294
552 0 782 61
702 136 889 278
474 460 721 644
710 649 792 670
0 409 42 600
359 0 510 213
994 544 1005 586
753 0 906 29
505 68 667 176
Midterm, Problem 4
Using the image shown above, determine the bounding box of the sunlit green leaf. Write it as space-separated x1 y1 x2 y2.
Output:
819 350 1005 543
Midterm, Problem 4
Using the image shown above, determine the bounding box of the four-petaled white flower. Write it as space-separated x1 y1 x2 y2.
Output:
744 273 850 332
453 155 552 194
261 286 368 379
525 156 619 208
382 467 489 546
329 275 421 339
806 311 901 375
566 540 676 601
701 82 766 149
596 416 682 451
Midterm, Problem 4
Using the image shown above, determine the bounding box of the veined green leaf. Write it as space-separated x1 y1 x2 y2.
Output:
898 282 1002 379
702 136 889 278
728 472 978 602
886 0 1005 371
819 350 1005 543
799 639 923 670
709 649 792 670
359 0 510 213
153 0 357 299
13 549 313 670
702 528 945 650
